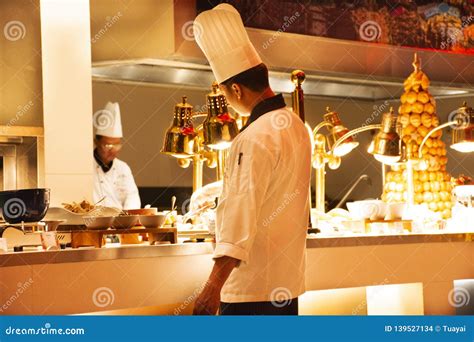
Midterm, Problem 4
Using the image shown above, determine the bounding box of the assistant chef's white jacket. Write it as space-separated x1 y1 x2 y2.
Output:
93 158 141 210
215 107 311 303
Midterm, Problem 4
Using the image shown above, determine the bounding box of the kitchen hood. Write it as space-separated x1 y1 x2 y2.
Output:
92 58 472 101
91 28 474 101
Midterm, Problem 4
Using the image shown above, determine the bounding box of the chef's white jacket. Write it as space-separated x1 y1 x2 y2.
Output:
215 107 311 303
93 158 141 210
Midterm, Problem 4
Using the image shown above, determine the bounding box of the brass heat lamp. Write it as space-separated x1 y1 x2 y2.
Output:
323 108 359 157
368 108 403 165
331 107 403 166
330 107 404 203
161 84 239 192
311 107 358 213
161 96 196 158
417 101 474 168
201 83 239 180
451 102 474 153
161 96 216 192
203 83 239 150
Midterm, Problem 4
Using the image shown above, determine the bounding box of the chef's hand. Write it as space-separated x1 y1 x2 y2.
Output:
193 281 221 315
193 256 240 315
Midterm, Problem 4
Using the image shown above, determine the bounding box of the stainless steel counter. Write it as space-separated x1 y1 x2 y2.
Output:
307 231 474 248
0 242 214 268
0 231 472 315
1 231 472 268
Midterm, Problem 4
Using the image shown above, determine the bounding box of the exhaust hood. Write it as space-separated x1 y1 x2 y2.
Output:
92 58 472 101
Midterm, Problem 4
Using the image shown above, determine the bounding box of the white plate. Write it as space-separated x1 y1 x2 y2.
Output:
44 207 121 225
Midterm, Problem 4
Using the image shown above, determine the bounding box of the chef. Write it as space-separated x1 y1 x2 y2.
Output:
192 4 311 315
93 102 141 209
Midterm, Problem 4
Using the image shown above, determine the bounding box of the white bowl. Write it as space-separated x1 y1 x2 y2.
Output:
45 207 121 225
455 185 474 197
112 215 140 229
139 214 167 228
83 216 115 230
385 202 407 220
347 200 387 220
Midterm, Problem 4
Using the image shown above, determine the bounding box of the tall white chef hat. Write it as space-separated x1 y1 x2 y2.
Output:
193 4 262 84
94 102 123 138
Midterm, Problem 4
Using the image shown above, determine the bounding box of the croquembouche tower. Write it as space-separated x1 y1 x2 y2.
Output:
382 53 453 219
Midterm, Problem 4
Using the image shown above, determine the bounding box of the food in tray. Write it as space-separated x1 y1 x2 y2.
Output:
425 13 464 50
124 208 158 216
352 6 391 44
453 174 474 186
389 5 425 47
44 207 120 226
62 200 96 213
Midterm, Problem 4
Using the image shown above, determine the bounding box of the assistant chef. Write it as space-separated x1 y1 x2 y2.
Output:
93 102 141 210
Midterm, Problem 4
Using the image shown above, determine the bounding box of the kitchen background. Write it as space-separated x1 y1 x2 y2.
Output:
1 0 473 210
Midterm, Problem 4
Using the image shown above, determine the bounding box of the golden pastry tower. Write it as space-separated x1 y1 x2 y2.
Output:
383 53 453 219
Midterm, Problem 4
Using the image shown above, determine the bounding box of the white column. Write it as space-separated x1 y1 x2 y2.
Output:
40 0 93 206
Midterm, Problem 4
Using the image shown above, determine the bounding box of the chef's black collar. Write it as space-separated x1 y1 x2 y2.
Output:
240 93 286 132
94 148 113 173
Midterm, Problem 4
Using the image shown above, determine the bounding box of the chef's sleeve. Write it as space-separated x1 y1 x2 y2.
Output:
123 164 141 209
213 137 276 264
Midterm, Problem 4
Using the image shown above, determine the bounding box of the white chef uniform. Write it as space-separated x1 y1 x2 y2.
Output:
93 158 140 210
194 4 312 303
215 101 311 303
93 102 141 209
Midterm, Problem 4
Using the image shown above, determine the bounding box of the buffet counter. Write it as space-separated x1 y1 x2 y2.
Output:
0 231 472 315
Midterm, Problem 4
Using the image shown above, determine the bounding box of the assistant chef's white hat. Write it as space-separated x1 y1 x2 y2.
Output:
94 102 123 138
193 3 262 84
